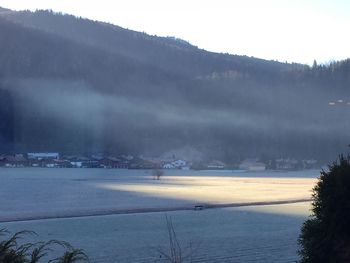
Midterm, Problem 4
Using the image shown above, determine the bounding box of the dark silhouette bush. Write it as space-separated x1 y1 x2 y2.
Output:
299 155 350 262
0 228 88 263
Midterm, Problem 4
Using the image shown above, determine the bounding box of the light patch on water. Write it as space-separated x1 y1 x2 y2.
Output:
96 176 316 205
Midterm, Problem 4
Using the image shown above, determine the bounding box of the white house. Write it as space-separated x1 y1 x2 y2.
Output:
207 160 226 169
70 161 83 168
172 160 187 168
163 163 176 169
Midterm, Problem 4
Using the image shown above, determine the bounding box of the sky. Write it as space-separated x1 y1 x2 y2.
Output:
0 0 349 65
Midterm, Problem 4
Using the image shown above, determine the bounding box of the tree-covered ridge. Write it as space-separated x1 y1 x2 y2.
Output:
0 8 349 160
0 9 297 77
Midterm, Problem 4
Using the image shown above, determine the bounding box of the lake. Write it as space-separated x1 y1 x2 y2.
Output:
0 168 319 262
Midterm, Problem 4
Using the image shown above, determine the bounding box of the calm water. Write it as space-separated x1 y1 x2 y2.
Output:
0 168 317 262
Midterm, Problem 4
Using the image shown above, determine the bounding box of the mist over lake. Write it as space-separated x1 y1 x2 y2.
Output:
0 4 349 263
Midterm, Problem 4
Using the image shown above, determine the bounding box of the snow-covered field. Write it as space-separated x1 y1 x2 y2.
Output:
0 168 319 262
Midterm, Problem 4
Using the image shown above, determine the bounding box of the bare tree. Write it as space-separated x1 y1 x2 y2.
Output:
156 216 195 263
152 169 164 180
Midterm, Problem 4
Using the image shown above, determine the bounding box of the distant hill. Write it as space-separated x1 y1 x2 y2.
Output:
0 7 11 12
0 8 349 161
0 9 296 78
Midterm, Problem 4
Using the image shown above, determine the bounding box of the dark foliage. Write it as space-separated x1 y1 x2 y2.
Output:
299 155 350 262
0 228 88 263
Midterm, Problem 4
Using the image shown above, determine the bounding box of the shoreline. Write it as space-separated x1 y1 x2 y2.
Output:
0 198 311 224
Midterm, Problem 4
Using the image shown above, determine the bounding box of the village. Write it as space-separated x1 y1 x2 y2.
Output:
0 152 320 171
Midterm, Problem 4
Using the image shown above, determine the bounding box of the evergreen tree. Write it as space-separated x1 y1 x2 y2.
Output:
299 155 350 262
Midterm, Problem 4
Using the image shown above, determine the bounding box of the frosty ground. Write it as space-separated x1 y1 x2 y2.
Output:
0 168 319 262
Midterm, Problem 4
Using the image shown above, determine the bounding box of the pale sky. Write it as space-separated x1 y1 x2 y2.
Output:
0 0 349 65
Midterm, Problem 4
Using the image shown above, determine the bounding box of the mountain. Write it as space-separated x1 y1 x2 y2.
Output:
0 7 11 12
0 8 349 161
0 9 296 77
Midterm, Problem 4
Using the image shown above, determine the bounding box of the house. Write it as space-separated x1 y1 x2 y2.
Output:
100 157 129 169
53 159 73 168
163 163 176 169
276 158 299 170
64 156 90 168
172 159 187 168
70 161 83 168
1 154 27 167
129 158 160 169
27 152 59 160
239 159 266 171
15 154 28 167
161 159 187 169
207 160 226 169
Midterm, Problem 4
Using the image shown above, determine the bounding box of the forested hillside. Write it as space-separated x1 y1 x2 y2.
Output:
0 8 349 161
